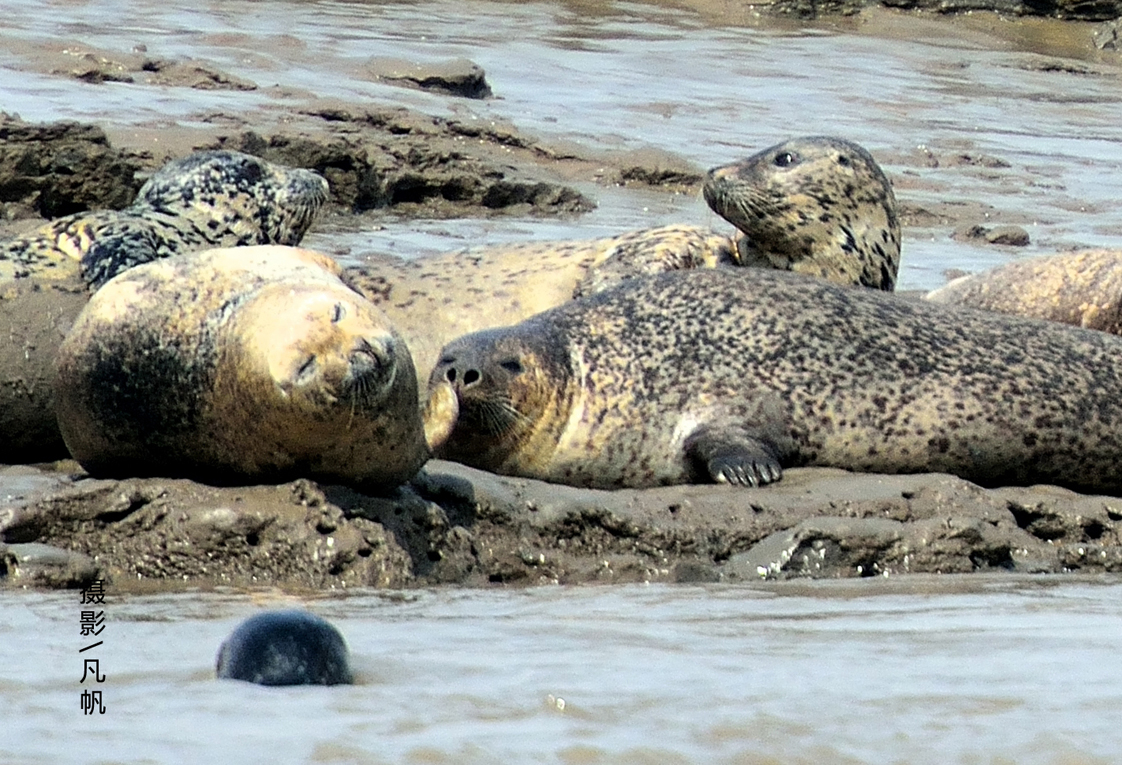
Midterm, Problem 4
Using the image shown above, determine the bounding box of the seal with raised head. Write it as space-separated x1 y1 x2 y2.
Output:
343 224 740 376
703 136 900 291
216 610 354 686
55 245 434 488
0 149 330 287
430 268 1122 495
925 249 1122 334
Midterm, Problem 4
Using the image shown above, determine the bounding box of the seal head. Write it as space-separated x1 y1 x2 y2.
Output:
81 150 330 286
55 246 428 488
216 610 354 686
703 136 900 290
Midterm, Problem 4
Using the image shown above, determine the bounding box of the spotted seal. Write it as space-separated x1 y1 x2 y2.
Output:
216 611 353 686
925 250 1122 334
430 268 1122 495
0 149 329 287
0 150 328 463
703 136 900 291
55 245 434 487
344 224 740 376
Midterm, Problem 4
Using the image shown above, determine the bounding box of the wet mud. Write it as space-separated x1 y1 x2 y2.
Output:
4 460 1122 592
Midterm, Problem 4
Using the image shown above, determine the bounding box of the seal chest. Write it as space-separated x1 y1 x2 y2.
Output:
431 268 1122 495
55 245 429 488
703 136 900 291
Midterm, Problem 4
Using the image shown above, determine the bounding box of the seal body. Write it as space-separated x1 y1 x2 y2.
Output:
216 611 353 686
431 268 1122 495
344 224 739 376
0 149 329 287
703 136 900 290
925 250 1122 334
56 245 428 488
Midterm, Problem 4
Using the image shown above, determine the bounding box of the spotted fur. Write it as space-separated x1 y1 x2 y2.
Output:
432 268 1122 495
0 150 329 287
703 136 900 291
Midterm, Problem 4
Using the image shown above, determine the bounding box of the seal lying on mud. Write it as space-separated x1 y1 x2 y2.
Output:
430 268 1122 495
925 250 1122 334
0 150 329 464
216 611 353 686
0 149 329 287
344 224 740 376
703 136 900 291
55 245 435 488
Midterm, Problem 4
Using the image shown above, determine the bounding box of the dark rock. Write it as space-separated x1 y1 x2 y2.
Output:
952 223 1030 246
367 57 493 99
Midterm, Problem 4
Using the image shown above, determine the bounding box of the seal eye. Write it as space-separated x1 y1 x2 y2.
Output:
296 356 317 381
331 303 345 323
774 152 797 168
837 155 851 167
499 359 523 375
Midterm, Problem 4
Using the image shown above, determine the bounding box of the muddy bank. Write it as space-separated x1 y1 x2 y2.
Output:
3 460 1120 591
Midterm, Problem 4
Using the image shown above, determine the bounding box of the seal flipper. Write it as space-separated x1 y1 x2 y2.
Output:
684 426 783 487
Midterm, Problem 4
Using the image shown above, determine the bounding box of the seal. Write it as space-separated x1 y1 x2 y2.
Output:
343 224 740 376
216 610 354 686
0 150 329 463
55 245 431 488
430 268 1122 495
0 148 330 287
925 250 1122 334
703 136 900 291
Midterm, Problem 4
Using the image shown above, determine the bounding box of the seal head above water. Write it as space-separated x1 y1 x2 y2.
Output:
430 268 1122 495
703 136 900 290
216 610 354 686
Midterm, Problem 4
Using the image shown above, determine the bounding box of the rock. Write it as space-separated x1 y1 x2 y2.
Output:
366 57 492 99
952 223 1030 246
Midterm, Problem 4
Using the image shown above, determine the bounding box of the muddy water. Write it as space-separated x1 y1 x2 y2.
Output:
5 1 1122 760
3 578 1121 763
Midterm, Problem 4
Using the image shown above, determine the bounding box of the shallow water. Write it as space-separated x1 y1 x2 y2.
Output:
4 0 1122 287
3 578 1120 764
5 2 1122 760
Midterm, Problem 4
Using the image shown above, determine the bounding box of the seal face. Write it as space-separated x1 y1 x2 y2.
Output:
55 245 428 488
216 610 353 686
703 136 900 291
925 250 1122 334
0 149 329 287
431 268 1122 495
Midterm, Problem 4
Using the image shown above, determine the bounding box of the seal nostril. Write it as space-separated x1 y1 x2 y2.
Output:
464 369 480 385
446 368 457 383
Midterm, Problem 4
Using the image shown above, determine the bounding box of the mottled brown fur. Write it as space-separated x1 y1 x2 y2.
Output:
432 268 1122 495
704 136 900 291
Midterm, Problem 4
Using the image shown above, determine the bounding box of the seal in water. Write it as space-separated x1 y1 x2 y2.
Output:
0 149 329 287
216 611 354 686
703 136 900 290
925 249 1122 334
430 268 1122 495
343 224 741 377
55 245 434 488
